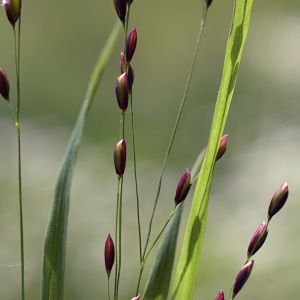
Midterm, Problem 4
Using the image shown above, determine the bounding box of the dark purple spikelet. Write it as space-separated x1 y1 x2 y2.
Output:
113 0 127 24
115 72 129 111
114 139 126 177
174 169 191 205
268 182 289 220
104 233 115 277
247 221 268 257
126 27 137 63
232 260 254 299
215 290 224 300
0 67 10 101
216 134 228 161
3 0 21 26
205 0 213 8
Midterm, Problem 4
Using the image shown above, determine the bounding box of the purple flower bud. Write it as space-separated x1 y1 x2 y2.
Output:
247 221 268 256
104 233 115 277
215 290 224 300
126 27 137 63
131 296 140 300
113 0 126 24
205 0 213 8
0 67 10 101
174 169 191 205
114 139 126 177
2 0 21 26
268 182 289 220
232 260 254 299
216 134 228 161
115 72 129 111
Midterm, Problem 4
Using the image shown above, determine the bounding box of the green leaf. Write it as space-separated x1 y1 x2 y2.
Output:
142 208 182 300
142 148 206 300
40 20 122 300
171 0 254 299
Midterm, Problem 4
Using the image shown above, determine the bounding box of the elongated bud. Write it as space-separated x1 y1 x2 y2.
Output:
113 0 126 24
205 0 213 8
114 139 126 177
104 233 115 277
232 260 254 298
131 296 140 300
115 72 129 111
247 221 268 256
2 0 21 26
268 182 289 220
126 27 137 63
0 67 10 101
216 134 228 161
215 290 224 300
174 169 191 205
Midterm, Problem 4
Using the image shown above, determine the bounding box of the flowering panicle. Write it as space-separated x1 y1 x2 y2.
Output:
2 0 21 27
104 234 115 277
174 169 191 205
0 67 10 101
232 260 254 298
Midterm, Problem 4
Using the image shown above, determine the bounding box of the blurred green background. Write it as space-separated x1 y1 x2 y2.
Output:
0 0 300 299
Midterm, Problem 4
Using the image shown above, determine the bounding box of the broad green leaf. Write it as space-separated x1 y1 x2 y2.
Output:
142 149 206 300
41 20 122 300
171 0 254 299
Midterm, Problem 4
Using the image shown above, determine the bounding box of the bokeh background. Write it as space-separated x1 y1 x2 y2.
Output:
0 0 299 299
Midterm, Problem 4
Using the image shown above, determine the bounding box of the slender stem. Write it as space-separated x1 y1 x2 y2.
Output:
142 3 208 262
114 178 120 299
13 12 25 300
107 276 111 300
116 176 124 300
130 92 142 262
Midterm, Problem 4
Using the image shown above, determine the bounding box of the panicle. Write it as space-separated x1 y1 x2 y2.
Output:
126 27 137 63
0 67 10 101
174 169 191 205
216 134 228 161
232 260 254 298
2 0 21 26
113 0 127 24
247 221 268 257
268 182 289 220
104 233 115 277
115 72 129 111
114 139 127 177
215 289 224 300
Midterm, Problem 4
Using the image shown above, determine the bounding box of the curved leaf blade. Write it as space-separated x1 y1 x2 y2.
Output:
40 20 122 300
171 1 254 299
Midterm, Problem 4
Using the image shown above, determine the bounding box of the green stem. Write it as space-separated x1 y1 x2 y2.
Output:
142 2 208 264
108 276 111 300
114 178 120 300
14 12 25 300
130 92 142 262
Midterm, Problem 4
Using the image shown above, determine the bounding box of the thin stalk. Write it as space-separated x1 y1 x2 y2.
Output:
130 92 142 262
107 277 111 300
114 178 121 299
13 12 25 300
142 4 208 261
115 112 125 300
116 176 124 300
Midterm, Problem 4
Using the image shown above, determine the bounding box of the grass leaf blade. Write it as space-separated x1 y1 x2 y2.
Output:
171 1 254 299
40 20 122 300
